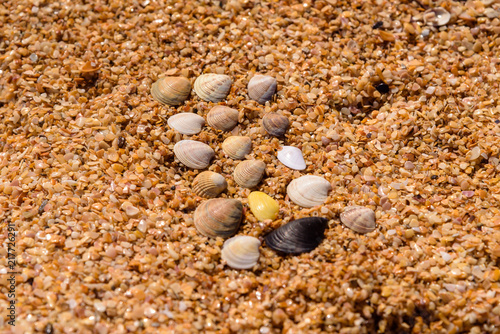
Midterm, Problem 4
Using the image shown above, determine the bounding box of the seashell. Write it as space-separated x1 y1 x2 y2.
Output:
248 191 279 221
167 113 205 135
192 171 228 198
248 74 277 104
221 235 261 269
194 198 243 238
287 175 332 208
222 136 252 160
262 113 289 137
151 76 191 106
173 140 215 169
265 217 328 254
207 106 239 131
277 146 306 170
340 206 376 234
423 7 450 26
233 160 266 188
193 74 232 102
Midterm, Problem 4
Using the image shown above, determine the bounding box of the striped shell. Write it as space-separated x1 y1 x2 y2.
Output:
287 175 332 208
207 106 239 131
222 136 252 160
340 206 376 234
194 74 232 102
151 76 191 106
167 113 205 135
248 75 277 104
248 191 279 221
194 198 243 238
277 146 306 170
221 235 261 269
262 113 289 137
173 140 214 169
233 160 266 188
192 171 228 198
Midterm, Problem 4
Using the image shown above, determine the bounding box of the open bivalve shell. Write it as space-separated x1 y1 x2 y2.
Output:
221 235 261 269
151 76 191 106
262 113 289 137
287 175 332 208
233 160 266 188
207 106 239 131
222 136 252 160
192 171 227 198
248 74 277 104
167 113 205 135
340 206 376 234
173 140 215 169
194 198 243 238
277 146 306 170
194 74 232 102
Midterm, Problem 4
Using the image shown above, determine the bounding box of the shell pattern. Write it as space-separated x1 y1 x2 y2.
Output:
233 160 266 188
173 140 215 169
194 198 243 238
277 146 306 170
262 112 289 137
167 113 205 135
221 235 261 269
287 175 332 208
222 136 252 160
340 206 376 234
192 171 228 198
207 106 239 131
151 76 191 106
194 74 232 102
248 74 277 104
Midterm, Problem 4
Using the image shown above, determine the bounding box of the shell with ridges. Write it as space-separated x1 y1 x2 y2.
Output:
248 191 279 221
221 236 261 269
262 113 289 137
277 146 306 170
248 74 277 104
340 206 376 234
222 136 252 160
151 76 191 106
167 113 205 135
194 74 232 102
287 175 332 208
192 171 227 198
207 106 239 131
233 160 266 188
194 198 243 238
173 140 215 169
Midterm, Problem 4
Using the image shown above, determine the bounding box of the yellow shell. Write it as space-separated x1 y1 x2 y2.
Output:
248 191 279 221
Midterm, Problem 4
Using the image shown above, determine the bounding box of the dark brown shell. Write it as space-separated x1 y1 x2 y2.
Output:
262 113 289 137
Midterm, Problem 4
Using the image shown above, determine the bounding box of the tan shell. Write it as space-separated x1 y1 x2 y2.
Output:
194 198 243 238
222 136 252 160
287 175 332 208
233 160 266 188
248 74 277 104
192 171 228 198
193 74 232 102
207 106 239 131
262 113 289 137
167 113 205 135
340 206 376 234
221 236 261 269
173 140 215 169
151 76 191 106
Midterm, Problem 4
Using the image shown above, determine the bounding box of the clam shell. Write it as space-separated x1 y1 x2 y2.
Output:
151 76 191 106
340 206 376 234
222 136 252 160
192 171 228 198
265 217 328 254
207 106 239 131
167 113 205 135
221 235 261 269
233 160 266 188
194 198 243 238
248 74 277 104
287 175 332 208
194 74 232 102
262 113 289 137
173 140 215 169
248 191 279 221
277 146 306 170
423 7 450 26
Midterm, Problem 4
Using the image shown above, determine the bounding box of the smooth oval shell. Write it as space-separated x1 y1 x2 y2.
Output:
222 136 252 160
277 146 306 170
221 236 261 269
194 198 243 238
265 217 328 254
194 74 232 102
262 113 289 137
207 106 239 131
287 175 332 208
192 171 227 198
248 191 279 221
173 140 214 169
151 76 191 106
233 160 266 188
423 7 450 26
167 113 205 135
340 206 376 234
248 74 277 104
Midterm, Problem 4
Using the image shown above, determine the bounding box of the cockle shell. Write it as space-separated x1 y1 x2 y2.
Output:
194 74 232 102
248 74 277 104
173 140 215 169
233 160 266 188
222 136 252 160
423 7 450 26
207 106 239 131
167 113 205 135
248 191 279 221
151 76 191 106
192 171 228 198
277 146 306 170
287 175 332 208
194 198 243 238
262 113 289 137
221 235 261 269
265 217 328 254
340 206 376 234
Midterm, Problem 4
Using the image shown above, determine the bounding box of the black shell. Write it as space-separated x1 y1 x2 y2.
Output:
264 217 328 254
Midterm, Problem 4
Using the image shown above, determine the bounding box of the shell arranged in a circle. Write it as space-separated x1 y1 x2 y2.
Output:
233 160 266 188
194 74 232 102
221 235 261 269
277 146 306 170
222 136 252 160
194 198 243 238
167 113 205 135
248 74 277 104
192 171 228 198
207 106 239 131
173 140 215 169
262 113 289 137
151 76 191 106
340 206 376 234
287 175 332 208
248 191 279 221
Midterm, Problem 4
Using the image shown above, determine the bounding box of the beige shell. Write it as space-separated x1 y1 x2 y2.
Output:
287 175 332 208
340 206 376 234
248 74 277 104
221 235 261 269
233 160 266 188
193 74 232 102
222 136 252 160
423 7 450 26
151 76 191 106
262 113 289 137
173 140 214 169
192 171 228 198
207 106 239 131
194 198 243 238
167 113 205 135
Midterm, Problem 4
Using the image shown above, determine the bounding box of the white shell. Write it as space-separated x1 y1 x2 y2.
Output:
423 7 450 26
173 140 215 169
167 113 205 135
287 175 332 208
194 74 232 102
221 235 261 269
277 146 306 170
